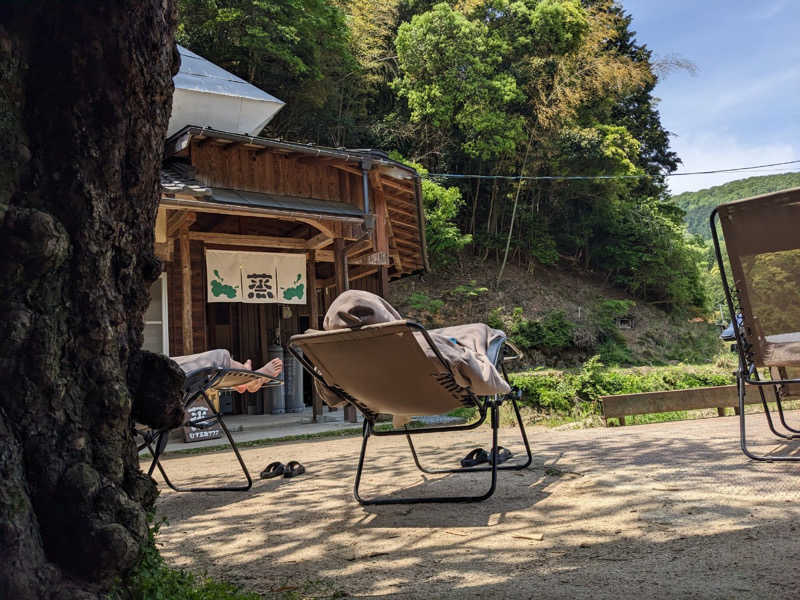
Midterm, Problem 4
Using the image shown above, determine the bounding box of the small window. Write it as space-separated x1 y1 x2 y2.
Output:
143 273 169 354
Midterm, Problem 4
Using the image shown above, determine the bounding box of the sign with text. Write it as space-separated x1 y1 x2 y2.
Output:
182 396 223 443
206 250 306 304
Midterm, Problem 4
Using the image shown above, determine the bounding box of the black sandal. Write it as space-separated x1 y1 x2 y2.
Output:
260 461 285 479
283 460 306 478
489 447 513 465
460 448 489 467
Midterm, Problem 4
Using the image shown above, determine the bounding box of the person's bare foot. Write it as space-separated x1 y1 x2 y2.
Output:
243 358 282 392
236 358 283 393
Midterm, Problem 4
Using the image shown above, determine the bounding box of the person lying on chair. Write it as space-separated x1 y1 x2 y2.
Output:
171 349 282 393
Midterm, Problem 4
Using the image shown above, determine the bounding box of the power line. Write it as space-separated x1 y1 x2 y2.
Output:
422 158 800 182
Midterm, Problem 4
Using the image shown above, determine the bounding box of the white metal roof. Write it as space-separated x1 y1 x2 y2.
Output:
167 45 285 137
174 45 283 103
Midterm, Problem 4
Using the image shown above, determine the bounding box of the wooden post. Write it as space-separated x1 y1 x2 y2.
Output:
179 228 193 354
371 172 390 296
307 251 323 423
333 238 357 422
333 237 349 293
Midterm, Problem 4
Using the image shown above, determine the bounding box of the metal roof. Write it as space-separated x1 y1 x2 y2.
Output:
175 45 284 104
209 188 364 217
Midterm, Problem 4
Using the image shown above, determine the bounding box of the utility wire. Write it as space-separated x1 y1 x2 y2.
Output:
422 158 800 181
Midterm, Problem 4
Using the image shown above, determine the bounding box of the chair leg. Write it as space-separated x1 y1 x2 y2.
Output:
405 395 532 474
757 386 800 440
773 389 800 435
146 392 253 492
740 377 800 462
353 404 500 505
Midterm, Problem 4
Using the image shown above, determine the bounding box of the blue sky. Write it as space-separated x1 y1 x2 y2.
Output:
621 0 800 194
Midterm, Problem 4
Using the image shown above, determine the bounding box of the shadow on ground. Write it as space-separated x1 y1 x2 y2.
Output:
150 411 800 599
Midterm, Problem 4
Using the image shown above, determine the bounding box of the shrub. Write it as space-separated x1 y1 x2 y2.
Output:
509 308 576 353
450 280 489 298
407 291 444 314
509 358 735 416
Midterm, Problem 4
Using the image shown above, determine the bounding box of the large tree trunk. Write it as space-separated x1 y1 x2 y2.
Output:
0 2 180 598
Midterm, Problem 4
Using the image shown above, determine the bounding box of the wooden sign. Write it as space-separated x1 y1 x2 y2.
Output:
183 396 223 443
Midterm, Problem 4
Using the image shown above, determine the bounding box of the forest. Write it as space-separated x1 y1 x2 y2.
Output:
177 0 708 313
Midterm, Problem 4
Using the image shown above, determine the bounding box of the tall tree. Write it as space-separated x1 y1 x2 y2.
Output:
0 2 182 597
178 0 356 144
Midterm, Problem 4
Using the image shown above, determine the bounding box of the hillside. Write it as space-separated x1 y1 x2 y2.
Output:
387 256 722 369
673 172 800 239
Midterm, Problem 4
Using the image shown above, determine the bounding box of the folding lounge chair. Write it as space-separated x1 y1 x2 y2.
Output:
288 320 532 505
138 367 282 491
711 187 800 461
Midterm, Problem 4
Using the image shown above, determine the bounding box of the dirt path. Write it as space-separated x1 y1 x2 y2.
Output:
151 413 800 599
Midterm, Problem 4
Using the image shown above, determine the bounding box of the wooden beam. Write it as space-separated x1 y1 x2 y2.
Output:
600 385 757 421
372 180 390 295
387 204 418 219
380 177 415 195
187 231 307 250
329 162 363 177
296 217 338 239
155 207 168 243
154 241 173 262
394 237 421 249
306 232 332 250
307 250 324 423
167 211 196 238
333 238 348 294
319 266 379 288
160 196 365 225
391 220 420 233
179 229 193 354
349 251 390 266
346 239 373 256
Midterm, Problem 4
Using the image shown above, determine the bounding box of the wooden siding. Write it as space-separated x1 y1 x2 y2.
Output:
185 139 425 277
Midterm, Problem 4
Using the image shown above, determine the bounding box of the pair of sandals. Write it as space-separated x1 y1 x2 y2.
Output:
460 447 513 467
260 460 305 479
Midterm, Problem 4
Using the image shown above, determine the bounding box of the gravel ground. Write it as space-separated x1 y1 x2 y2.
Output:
150 411 800 599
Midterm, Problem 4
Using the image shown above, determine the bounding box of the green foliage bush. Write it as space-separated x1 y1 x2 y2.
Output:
509 357 734 417
491 307 576 353
590 298 634 364
406 291 444 314
449 280 489 298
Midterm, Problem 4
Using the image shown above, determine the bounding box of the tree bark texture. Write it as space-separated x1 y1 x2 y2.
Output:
0 2 179 598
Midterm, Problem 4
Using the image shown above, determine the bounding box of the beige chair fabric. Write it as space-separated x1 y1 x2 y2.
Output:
295 291 511 421
718 187 800 367
294 321 472 417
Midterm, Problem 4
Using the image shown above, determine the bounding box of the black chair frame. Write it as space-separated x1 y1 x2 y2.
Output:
138 367 281 491
288 321 532 504
710 207 800 462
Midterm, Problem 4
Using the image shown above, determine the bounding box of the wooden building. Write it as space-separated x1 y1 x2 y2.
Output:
145 126 428 417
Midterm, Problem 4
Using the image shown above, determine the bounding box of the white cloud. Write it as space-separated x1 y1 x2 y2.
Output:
668 133 799 195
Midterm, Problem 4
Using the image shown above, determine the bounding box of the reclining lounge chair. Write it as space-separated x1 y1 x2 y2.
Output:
138 367 282 491
288 316 532 505
711 187 800 461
